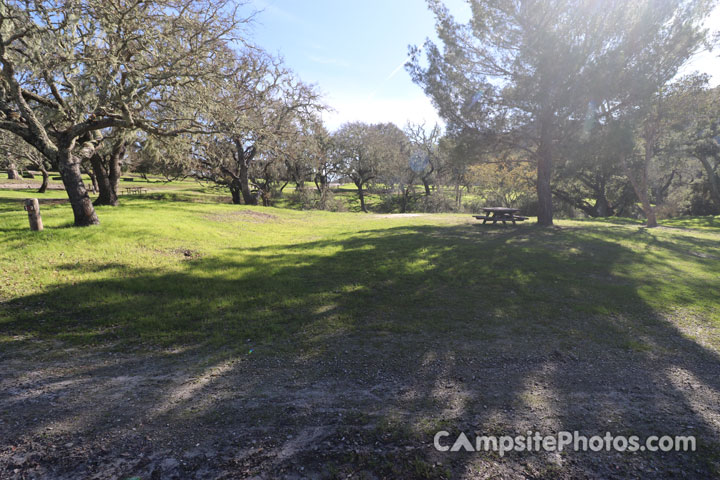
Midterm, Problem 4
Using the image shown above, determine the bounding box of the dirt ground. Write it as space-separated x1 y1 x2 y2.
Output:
2 325 719 480
0 182 65 191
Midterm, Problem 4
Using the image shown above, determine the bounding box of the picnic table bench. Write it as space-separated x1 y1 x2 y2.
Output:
124 186 148 195
474 207 527 225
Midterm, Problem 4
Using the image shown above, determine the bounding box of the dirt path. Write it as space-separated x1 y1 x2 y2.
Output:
0 182 64 190
2 326 719 479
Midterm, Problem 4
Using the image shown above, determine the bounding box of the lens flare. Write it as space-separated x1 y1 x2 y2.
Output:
583 101 598 137
410 151 430 173
469 90 484 108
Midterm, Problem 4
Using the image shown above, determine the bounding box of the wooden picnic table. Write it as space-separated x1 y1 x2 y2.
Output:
124 186 148 195
474 207 528 225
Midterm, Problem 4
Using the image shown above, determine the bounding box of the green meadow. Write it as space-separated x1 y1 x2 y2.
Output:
2 189 718 353
2 189 720 478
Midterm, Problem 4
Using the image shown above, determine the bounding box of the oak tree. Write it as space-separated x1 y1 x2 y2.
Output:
0 0 246 225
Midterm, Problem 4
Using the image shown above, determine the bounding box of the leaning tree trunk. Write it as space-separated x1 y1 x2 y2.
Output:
58 150 100 226
7 162 20 179
635 185 657 228
37 165 49 194
422 177 431 196
261 190 271 207
315 174 328 194
88 169 99 194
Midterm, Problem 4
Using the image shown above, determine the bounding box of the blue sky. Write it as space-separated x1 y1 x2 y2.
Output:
248 0 719 132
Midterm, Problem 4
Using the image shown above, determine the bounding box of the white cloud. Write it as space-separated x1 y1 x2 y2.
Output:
680 49 720 86
677 4 720 85
322 93 442 131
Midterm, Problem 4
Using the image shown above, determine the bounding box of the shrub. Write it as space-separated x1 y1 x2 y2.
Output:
656 186 693 219
318 189 348 212
687 183 720 216
462 197 485 214
288 187 316 210
288 187 347 212
418 193 457 213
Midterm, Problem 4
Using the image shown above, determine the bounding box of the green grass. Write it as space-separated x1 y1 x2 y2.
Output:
1 190 719 357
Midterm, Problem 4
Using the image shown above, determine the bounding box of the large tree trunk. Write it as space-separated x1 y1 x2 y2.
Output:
697 155 720 211
90 145 124 207
238 160 256 205
594 194 613 217
626 121 660 228
7 162 20 179
356 181 368 213
58 150 100 226
230 181 242 204
535 111 555 226
624 159 657 228
233 140 258 206
536 142 554 226
91 154 115 206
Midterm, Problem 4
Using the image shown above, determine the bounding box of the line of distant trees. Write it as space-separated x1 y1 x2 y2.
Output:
0 0 718 227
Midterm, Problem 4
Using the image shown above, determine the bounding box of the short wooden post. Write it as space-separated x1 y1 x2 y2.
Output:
24 198 43 231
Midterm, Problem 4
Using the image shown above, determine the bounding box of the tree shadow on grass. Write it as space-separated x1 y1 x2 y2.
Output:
1 222 720 478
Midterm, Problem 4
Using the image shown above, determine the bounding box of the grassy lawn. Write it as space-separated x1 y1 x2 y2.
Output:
1 190 720 478
2 193 718 351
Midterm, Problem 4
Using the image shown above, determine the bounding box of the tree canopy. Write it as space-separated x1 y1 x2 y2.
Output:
408 0 717 226
0 0 246 224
